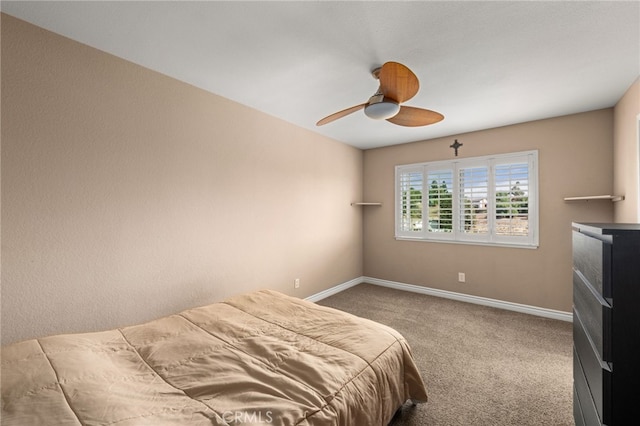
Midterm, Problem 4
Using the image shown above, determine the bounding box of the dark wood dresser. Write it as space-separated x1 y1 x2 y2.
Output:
572 223 640 426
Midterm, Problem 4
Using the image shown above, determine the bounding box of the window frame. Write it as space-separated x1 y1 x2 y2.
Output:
395 150 539 248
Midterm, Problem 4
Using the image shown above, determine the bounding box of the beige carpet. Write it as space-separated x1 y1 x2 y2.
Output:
317 284 574 426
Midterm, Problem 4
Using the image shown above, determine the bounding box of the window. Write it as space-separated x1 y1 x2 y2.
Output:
395 150 538 248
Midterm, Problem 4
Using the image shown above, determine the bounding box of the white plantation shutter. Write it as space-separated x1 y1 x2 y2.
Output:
495 162 529 236
395 150 538 247
492 154 536 245
396 167 424 236
426 168 453 236
458 166 489 239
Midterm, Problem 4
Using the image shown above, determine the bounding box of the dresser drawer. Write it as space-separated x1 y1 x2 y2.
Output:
573 270 612 362
574 346 602 426
574 309 612 424
573 230 612 299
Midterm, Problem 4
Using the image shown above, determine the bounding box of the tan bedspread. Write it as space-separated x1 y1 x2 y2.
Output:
1 290 427 425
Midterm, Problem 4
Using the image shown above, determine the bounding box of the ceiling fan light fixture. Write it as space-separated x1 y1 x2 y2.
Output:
364 94 400 120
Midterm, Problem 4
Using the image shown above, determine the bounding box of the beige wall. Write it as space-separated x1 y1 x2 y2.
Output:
363 110 614 312
1 15 363 345
613 77 640 222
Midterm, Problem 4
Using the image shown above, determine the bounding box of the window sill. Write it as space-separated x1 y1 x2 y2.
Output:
395 236 538 249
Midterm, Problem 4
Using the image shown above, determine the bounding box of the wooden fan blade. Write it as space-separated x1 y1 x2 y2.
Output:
386 106 444 127
378 62 419 103
316 103 366 126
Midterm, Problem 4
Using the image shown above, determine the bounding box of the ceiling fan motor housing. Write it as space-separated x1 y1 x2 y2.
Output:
364 94 400 120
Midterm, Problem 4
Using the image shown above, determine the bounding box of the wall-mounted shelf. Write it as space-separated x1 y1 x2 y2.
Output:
564 195 625 202
351 202 382 206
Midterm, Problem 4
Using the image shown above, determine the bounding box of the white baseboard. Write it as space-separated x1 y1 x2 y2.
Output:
304 277 362 303
306 276 573 322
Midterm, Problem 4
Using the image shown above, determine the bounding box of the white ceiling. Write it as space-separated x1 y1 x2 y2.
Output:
2 1 639 150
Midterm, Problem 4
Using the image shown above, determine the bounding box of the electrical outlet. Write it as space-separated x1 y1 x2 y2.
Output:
458 272 466 283
294 278 300 289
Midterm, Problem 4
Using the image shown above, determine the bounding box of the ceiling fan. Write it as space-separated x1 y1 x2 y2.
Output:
316 61 444 127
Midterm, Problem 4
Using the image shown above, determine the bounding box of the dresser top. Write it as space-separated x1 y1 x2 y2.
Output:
573 222 640 234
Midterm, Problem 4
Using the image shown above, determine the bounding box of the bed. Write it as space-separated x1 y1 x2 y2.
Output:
1 289 427 425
